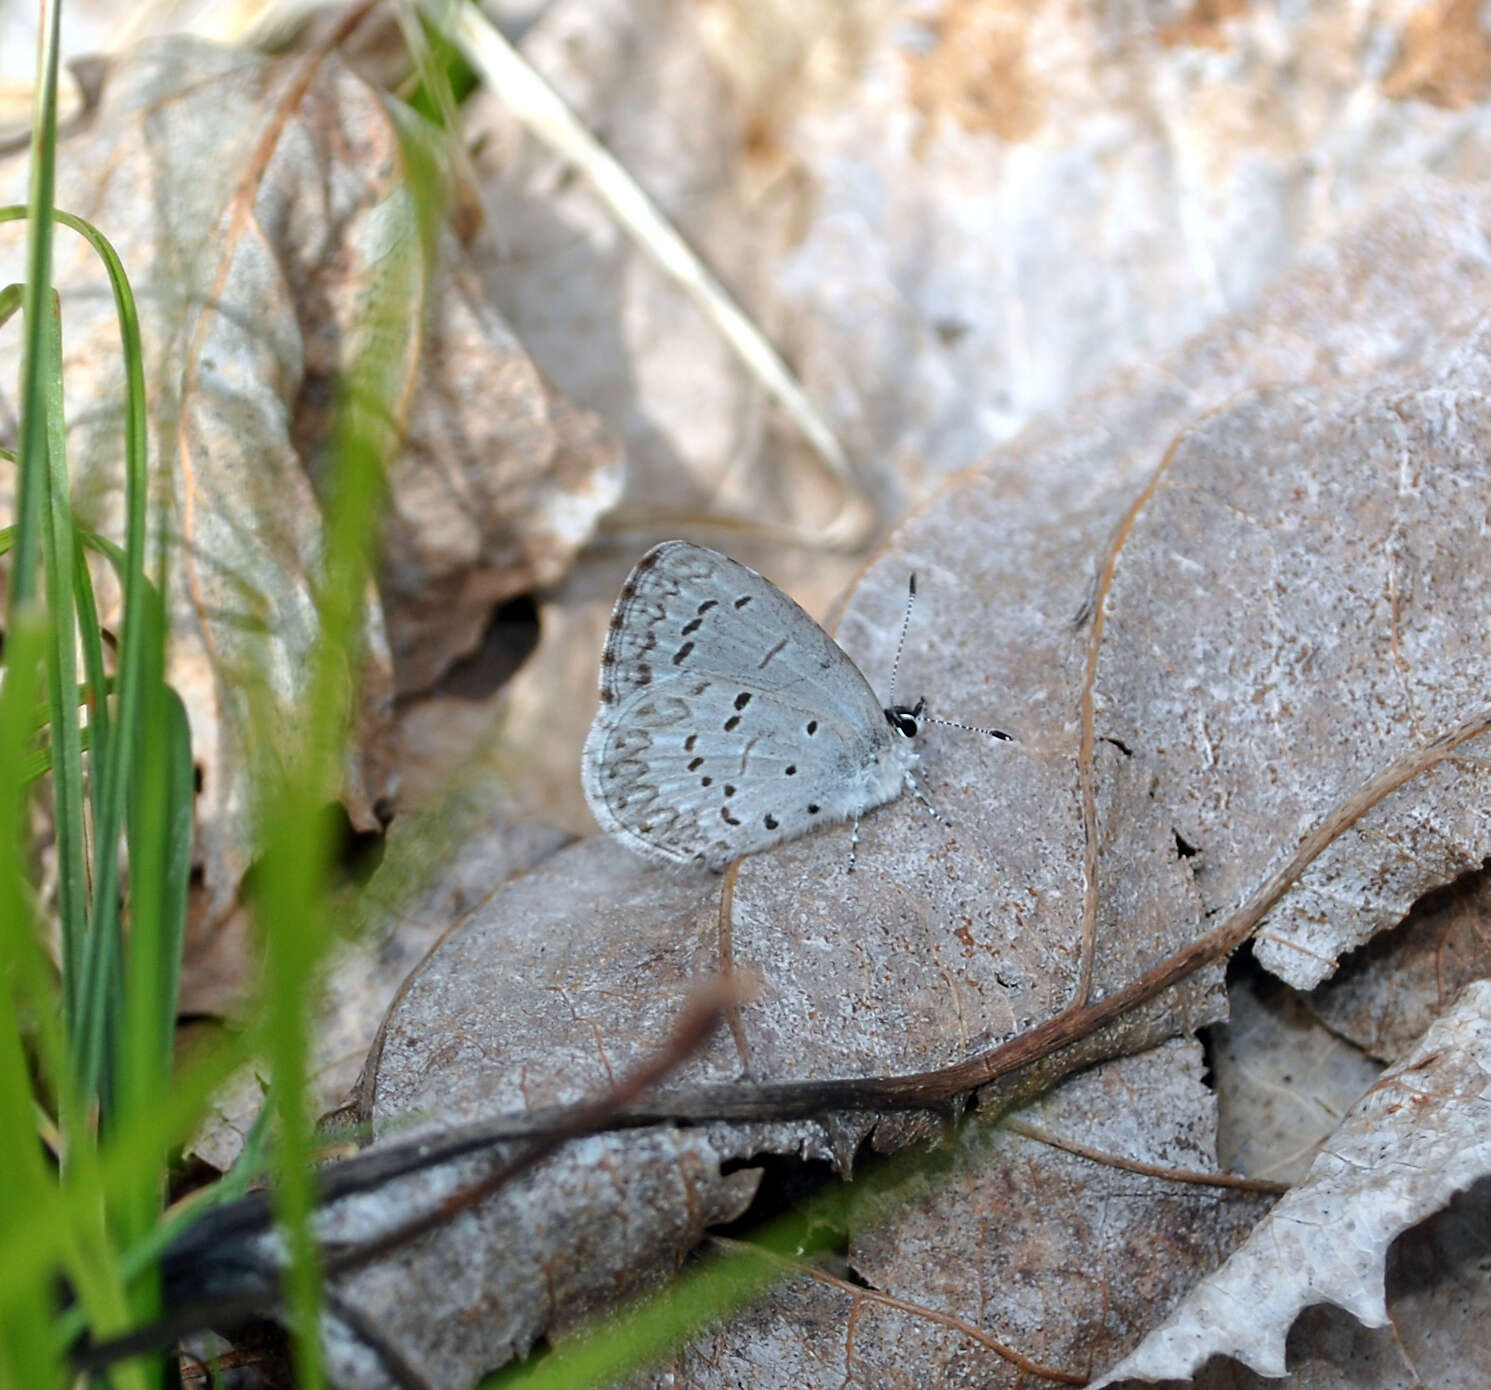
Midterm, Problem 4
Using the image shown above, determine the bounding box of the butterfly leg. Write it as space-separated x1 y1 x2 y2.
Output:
905 771 952 830
847 809 863 873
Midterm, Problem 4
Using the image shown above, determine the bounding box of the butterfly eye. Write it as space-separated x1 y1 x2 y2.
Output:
885 705 920 738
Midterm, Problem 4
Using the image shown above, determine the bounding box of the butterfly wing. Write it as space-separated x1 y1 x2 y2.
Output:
582 542 915 868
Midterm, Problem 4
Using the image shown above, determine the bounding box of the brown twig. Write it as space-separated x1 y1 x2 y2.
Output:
323 979 744 1277
1001 1119 1290 1195
718 857 754 1069
707 1236 1088 1384
69 981 743 1373
1073 426 1194 1009
294 700 1491 1142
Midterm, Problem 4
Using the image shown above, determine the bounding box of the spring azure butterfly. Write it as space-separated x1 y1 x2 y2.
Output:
581 541 1008 870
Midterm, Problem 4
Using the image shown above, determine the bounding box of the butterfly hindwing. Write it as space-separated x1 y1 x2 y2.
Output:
583 542 914 868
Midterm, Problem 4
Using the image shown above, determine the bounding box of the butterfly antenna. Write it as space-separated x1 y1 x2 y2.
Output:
889 573 916 707
887 574 1013 741
922 711 1014 742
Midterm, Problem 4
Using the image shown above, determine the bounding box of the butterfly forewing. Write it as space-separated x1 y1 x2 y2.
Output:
583 542 912 868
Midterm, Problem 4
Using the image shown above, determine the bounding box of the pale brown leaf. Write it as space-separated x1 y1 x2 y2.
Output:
1096 979 1491 1385
642 1041 1265 1389
325 177 1491 1381
0 35 618 937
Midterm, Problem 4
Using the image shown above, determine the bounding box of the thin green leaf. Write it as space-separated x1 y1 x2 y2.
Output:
73 536 113 833
116 617 193 1292
5 1 62 610
35 291 93 1093
0 612 62 1383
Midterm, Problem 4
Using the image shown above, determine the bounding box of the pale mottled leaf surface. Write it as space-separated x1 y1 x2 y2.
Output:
640 1041 1265 1389
1095 373 1491 990
1310 866 1491 1063
334 184 1491 1383
1097 979 1491 1386
1212 975 1382 1188
1185 1176 1491 1389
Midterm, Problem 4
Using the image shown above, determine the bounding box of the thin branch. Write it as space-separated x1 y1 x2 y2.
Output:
1073 424 1196 1007
708 1236 1087 1385
69 982 742 1372
1001 1120 1290 1195
72 703 1491 1369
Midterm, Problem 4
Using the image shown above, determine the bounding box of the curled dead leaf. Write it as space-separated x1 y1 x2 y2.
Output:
0 35 619 937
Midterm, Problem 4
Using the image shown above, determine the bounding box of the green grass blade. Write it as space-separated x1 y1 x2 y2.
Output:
51 212 153 1135
116 645 193 1283
7 1 62 610
73 534 114 835
0 612 63 1385
34 291 94 1095
250 122 442 1386
0 203 157 1112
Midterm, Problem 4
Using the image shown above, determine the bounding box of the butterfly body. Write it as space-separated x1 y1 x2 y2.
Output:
581 542 920 869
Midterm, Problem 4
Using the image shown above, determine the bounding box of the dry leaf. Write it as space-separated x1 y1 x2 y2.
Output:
319 198 1491 1379
1309 865 1491 1063
1096 979 1491 1385
1095 373 1491 990
644 1040 1267 1389
1211 973 1382 1187
0 35 618 938
325 838 839 1387
1211 1174 1491 1389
